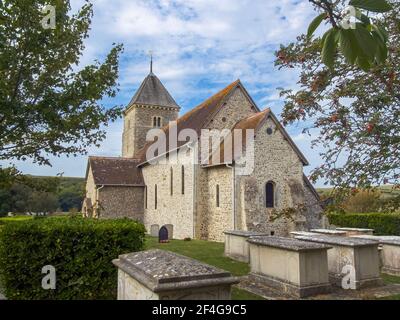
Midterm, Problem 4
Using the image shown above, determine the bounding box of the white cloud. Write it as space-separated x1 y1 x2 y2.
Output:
4 0 330 186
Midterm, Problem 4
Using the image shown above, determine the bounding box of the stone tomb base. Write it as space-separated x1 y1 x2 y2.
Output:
224 230 270 263
352 235 400 276
247 236 332 298
295 235 382 289
113 249 239 300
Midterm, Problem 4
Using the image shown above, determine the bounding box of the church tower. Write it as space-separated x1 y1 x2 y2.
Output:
122 61 180 158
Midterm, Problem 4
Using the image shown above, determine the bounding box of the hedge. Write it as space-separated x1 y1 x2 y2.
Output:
0 216 146 299
327 212 400 236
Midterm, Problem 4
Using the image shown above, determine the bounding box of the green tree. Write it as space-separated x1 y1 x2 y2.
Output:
58 190 83 212
306 0 393 70
0 0 123 181
27 191 58 214
276 1 399 191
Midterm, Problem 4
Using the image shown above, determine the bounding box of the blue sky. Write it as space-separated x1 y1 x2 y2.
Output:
2 0 330 186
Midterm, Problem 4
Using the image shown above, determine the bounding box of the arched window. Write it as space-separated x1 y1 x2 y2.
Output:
170 167 173 195
152 116 162 128
154 184 158 210
216 184 220 207
265 182 275 208
181 165 185 194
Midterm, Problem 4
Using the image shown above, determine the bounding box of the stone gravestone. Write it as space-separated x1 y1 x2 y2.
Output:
150 224 159 237
159 226 169 243
113 249 240 300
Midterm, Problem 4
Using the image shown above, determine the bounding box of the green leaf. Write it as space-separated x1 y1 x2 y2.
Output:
349 0 392 13
339 29 359 64
321 28 338 69
354 23 378 59
307 13 326 39
356 55 371 71
378 25 389 42
355 9 371 25
371 31 388 63
360 14 371 25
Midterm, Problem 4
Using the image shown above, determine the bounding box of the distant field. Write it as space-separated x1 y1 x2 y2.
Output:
317 185 400 199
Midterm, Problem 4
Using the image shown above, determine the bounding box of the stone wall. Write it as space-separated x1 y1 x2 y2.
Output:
205 87 257 132
303 183 324 230
196 86 257 242
198 166 233 242
122 104 179 157
235 117 314 236
142 146 195 239
98 186 144 221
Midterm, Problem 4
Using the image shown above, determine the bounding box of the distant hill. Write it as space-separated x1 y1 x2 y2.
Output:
0 175 86 215
317 185 400 199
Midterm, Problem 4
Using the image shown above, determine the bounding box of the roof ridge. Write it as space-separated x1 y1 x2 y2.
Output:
89 156 141 161
175 79 240 126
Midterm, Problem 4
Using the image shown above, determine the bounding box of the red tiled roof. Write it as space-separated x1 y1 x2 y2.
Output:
206 108 309 167
136 80 243 165
87 157 144 186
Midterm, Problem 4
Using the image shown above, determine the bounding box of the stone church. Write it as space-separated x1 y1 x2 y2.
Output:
83 66 323 242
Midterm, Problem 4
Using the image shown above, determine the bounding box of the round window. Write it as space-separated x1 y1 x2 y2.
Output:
266 128 273 135
222 117 227 123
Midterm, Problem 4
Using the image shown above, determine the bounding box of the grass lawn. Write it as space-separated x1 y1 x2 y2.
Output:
381 274 400 300
144 237 264 300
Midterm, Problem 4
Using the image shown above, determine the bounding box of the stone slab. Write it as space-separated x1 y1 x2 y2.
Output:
336 227 374 235
224 230 270 237
351 235 400 246
113 249 240 292
290 231 320 237
295 234 379 247
311 229 347 236
247 236 332 252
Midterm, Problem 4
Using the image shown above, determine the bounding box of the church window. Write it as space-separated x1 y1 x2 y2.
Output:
170 167 173 195
216 184 220 207
153 116 162 128
266 127 273 135
155 184 158 210
181 165 185 194
265 182 275 208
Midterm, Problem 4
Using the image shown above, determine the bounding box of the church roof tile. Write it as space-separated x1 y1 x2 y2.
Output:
87 156 144 186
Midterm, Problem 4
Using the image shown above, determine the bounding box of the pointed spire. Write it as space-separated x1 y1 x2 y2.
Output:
149 50 154 75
